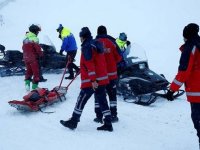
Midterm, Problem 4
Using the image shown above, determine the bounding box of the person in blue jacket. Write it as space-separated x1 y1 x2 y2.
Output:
57 24 80 79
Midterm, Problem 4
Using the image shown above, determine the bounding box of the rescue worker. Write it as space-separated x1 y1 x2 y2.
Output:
165 23 200 148
94 25 122 123
57 24 80 80
22 24 43 91
116 32 131 59
60 27 113 131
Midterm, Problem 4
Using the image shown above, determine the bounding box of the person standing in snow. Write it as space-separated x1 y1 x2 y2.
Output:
60 27 113 131
165 23 200 147
56 24 80 80
22 24 43 91
93 25 122 123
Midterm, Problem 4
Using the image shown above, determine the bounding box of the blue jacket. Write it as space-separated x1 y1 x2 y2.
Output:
61 33 77 52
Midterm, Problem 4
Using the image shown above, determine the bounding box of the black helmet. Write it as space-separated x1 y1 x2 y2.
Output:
29 24 41 35
183 23 199 40
97 25 107 35
119 32 127 41
79 27 91 38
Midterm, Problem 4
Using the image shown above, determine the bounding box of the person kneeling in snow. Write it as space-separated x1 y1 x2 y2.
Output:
60 27 113 131
22 24 43 91
166 23 200 148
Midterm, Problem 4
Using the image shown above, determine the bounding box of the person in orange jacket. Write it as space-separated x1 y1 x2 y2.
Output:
60 27 113 131
94 25 122 123
165 23 200 147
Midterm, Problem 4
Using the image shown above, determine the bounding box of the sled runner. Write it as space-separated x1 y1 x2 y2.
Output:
117 43 185 106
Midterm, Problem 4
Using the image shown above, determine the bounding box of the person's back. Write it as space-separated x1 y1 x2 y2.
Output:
23 32 42 63
80 37 109 88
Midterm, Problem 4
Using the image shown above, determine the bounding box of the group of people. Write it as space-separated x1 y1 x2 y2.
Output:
22 22 200 147
22 24 130 131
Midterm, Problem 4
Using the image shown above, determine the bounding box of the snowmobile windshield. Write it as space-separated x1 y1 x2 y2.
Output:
40 35 57 54
123 43 148 66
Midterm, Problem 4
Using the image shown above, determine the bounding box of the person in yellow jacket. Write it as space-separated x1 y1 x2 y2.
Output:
57 24 80 79
116 32 131 59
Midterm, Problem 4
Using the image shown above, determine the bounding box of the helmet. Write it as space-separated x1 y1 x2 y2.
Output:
79 27 91 38
183 23 199 40
29 24 41 35
97 25 107 35
119 32 127 41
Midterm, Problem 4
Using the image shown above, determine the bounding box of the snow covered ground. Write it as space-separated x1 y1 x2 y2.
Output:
0 0 200 150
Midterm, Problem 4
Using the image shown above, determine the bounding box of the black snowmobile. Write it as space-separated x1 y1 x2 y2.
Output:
117 43 184 106
0 43 66 77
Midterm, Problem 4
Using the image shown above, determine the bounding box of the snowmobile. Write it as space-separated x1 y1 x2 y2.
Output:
117 43 184 106
0 43 66 77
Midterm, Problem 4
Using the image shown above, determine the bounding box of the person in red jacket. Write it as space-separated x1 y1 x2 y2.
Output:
94 25 122 123
22 24 43 91
60 27 113 131
166 23 200 147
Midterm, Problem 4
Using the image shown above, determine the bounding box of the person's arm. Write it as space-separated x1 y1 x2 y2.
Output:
170 42 196 91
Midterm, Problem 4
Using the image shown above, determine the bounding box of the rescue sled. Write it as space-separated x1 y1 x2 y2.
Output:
8 86 67 112
8 61 79 112
117 43 184 106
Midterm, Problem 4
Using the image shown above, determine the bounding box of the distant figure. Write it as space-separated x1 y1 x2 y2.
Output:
56 24 80 80
116 32 131 59
22 24 43 91
165 23 200 148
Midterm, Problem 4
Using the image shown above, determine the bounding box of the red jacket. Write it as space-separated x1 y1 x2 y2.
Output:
22 32 43 63
96 37 122 80
170 37 200 103
80 38 109 89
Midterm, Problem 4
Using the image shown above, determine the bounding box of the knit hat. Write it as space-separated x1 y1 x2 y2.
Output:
97 25 107 35
183 23 199 40
79 27 91 38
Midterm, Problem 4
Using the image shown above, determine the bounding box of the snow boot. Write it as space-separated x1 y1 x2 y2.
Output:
25 80 31 92
93 117 103 124
111 116 119 123
97 119 113 132
39 76 47 82
65 75 74 80
60 118 78 130
32 83 38 90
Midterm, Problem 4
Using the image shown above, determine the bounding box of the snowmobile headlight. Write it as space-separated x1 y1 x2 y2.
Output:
139 63 146 69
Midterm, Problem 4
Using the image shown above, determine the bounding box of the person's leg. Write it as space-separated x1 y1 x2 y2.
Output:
60 88 94 130
106 79 118 122
191 103 200 145
94 93 103 123
25 62 33 91
95 85 113 131
65 52 74 79
30 61 40 89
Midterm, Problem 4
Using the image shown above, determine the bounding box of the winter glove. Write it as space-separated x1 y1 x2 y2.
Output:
92 81 98 91
126 40 131 46
58 33 62 39
59 50 64 56
165 90 175 101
